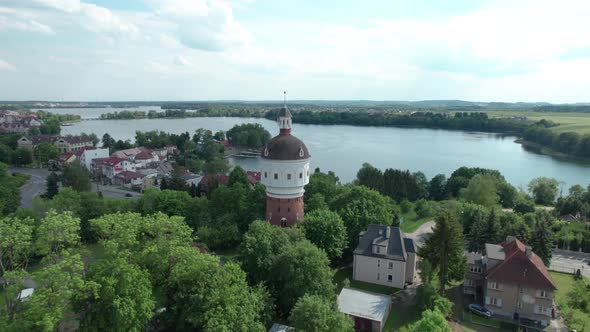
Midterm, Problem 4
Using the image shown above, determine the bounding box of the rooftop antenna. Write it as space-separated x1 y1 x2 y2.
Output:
283 90 286 108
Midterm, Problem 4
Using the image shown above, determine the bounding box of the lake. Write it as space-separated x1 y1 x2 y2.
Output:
45 107 590 189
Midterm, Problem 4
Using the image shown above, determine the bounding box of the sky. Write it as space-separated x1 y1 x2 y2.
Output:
1 0 589 102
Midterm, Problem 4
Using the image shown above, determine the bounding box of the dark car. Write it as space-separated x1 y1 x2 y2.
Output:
468 304 493 318
125 193 133 197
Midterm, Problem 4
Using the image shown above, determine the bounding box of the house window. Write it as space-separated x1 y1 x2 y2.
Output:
288 207 290 212
377 273 380 280
376 246 380 254
264 172 267 178
299 173 303 179
517 302 523 309
278 207 281 212
274 173 278 180
469 266 482 273
388 262 394 269
377 259 380 267
388 275 393 282
488 281 498 290
489 297 502 307
539 290 548 298
287 174 291 180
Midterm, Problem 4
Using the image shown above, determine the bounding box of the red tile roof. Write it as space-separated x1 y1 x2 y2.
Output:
114 171 145 180
134 150 154 160
246 171 261 185
486 238 556 290
100 157 126 167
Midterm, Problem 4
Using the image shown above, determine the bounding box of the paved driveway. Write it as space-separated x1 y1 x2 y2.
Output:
550 249 590 279
406 220 434 248
9 167 50 209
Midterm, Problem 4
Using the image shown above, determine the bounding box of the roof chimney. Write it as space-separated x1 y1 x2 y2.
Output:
525 246 533 258
386 227 391 239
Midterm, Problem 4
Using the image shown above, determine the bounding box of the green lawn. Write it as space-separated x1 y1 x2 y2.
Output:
487 111 590 135
550 271 590 331
399 212 432 233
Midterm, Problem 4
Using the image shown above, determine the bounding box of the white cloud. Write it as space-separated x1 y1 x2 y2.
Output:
0 58 16 71
147 0 250 51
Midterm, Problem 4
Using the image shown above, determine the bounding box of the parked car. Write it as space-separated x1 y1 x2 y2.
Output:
468 304 493 318
125 193 133 197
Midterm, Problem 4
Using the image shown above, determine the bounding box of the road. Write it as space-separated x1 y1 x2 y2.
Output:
406 220 434 247
9 167 50 209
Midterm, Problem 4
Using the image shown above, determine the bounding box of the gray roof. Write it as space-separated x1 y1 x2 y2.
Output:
485 243 505 261
268 323 294 332
337 287 391 323
465 251 483 264
261 134 310 160
403 237 416 253
354 225 410 261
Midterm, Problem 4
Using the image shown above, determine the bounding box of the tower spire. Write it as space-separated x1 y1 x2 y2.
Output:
283 90 287 108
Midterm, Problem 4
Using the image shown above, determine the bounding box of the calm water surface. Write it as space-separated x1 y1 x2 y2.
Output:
50 108 590 188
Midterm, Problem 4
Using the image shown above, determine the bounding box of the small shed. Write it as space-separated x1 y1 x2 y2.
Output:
268 323 294 332
337 287 391 332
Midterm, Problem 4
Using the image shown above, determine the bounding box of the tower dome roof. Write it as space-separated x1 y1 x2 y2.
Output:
261 134 310 160
277 106 292 118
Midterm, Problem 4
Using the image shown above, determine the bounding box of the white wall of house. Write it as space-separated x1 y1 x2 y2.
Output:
353 254 406 289
80 148 109 170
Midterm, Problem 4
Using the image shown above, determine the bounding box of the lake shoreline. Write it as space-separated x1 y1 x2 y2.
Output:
515 139 590 164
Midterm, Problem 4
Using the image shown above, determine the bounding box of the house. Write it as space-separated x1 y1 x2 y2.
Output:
133 150 159 168
76 147 109 170
17 135 54 150
464 236 557 327
54 136 94 153
0 111 42 133
337 287 391 332
54 152 77 169
114 171 145 188
353 225 417 289
247 171 261 185
94 157 136 183
111 147 149 160
198 174 229 195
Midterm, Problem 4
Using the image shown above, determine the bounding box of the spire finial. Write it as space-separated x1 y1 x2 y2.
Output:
283 90 286 108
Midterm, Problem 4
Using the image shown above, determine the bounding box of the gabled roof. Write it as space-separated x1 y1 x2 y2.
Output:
100 157 125 167
134 150 154 160
74 146 97 157
354 225 410 261
58 136 92 144
114 171 145 180
486 237 556 290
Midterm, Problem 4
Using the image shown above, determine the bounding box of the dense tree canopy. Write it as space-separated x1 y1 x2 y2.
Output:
289 294 354 332
300 209 347 261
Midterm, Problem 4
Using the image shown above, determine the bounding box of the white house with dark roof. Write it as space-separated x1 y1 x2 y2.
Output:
353 225 416 289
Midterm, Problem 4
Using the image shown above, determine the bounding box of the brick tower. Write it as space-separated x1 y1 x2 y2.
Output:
260 92 311 227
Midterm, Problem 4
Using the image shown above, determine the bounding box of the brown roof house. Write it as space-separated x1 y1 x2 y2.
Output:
464 236 557 327
353 225 417 289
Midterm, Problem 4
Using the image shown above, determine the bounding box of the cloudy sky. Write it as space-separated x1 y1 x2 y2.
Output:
1 0 589 102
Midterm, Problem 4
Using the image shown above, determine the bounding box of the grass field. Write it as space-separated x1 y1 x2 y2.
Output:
487 111 590 135
550 271 590 331
400 211 432 233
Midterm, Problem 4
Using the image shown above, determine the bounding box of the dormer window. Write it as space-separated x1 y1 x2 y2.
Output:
264 148 269 157
299 147 304 157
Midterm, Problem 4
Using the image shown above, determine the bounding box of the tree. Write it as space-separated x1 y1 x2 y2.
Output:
531 211 555 266
228 165 250 187
0 163 22 215
101 133 116 150
356 163 383 192
239 221 304 285
408 310 452 332
306 193 329 212
0 216 34 274
35 210 80 258
33 142 59 167
204 158 229 175
429 174 447 201
419 210 466 295
78 256 154 332
460 174 499 207
331 186 395 250
137 189 192 217
14 148 33 166
528 177 560 205
304 169 339 206
9 251 86 331
62 161 91 192
289 294 354 332
513 192 536 214
45 172 59 199
164 247 267 331
270 240 335 314
300 209 347 261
